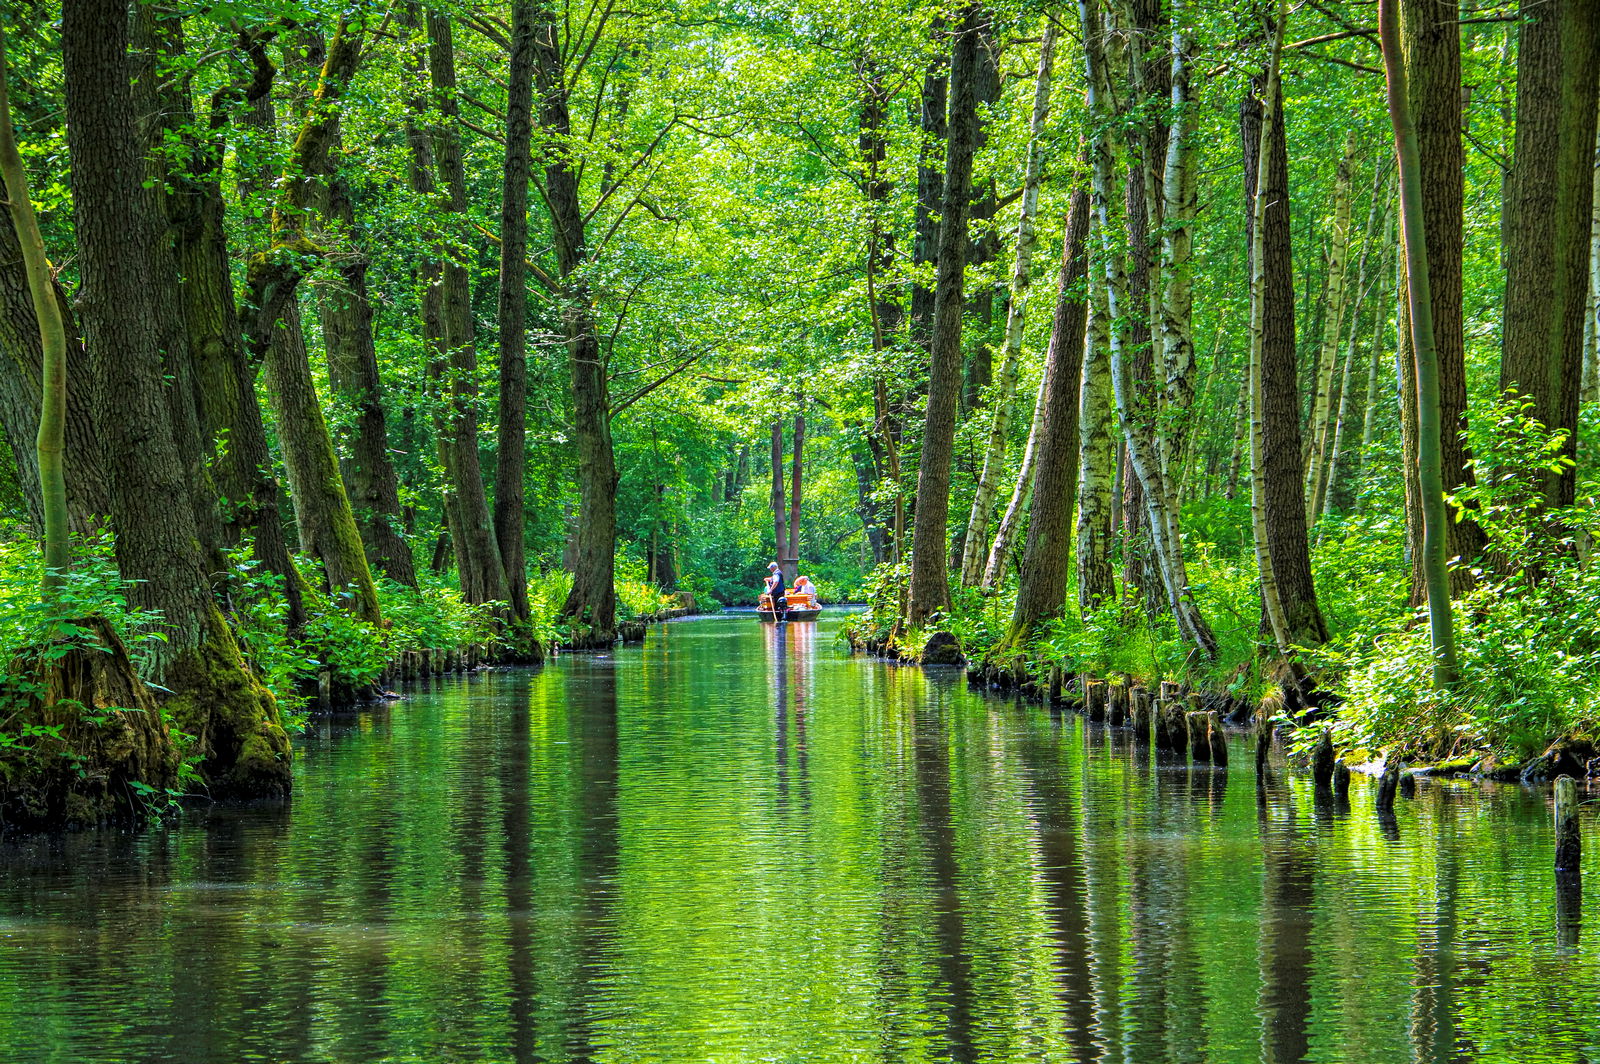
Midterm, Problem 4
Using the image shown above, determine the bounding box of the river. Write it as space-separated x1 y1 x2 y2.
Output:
0 613 1595 1062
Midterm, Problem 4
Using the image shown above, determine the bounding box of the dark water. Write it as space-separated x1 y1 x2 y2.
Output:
2 614 1598 1063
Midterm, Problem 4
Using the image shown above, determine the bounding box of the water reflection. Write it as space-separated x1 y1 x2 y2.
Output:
0 615 1598 1062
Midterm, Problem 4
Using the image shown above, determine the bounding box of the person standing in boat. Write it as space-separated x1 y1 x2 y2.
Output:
765 561 788 621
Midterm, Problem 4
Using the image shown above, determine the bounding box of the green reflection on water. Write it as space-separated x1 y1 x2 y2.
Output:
0 614 1598 1063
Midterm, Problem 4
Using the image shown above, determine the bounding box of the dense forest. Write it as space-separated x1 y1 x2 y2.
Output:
0 0 1596 825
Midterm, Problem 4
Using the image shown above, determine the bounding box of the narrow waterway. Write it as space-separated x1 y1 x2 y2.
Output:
0 613 1596 1063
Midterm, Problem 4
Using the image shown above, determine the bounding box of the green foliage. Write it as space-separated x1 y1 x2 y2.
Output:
1325 401 1600 761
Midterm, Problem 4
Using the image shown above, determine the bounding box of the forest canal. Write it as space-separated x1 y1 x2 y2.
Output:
1 613 1597 1063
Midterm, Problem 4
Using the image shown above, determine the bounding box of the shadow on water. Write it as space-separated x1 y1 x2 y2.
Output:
1 615 1599 1063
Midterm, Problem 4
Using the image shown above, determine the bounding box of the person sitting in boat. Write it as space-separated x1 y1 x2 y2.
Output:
789 575 817 608
764 562 788 619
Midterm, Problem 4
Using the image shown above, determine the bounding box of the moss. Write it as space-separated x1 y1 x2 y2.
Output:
161 604 291 800
0 617 181 831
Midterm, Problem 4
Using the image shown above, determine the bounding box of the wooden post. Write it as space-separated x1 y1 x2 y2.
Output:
1334 761 1351 800
1187 711 1211 763
316 669 332 711
1164 701 1189 757
1086 680 1107 722
1207 711 1227 767
1254 714 1273 775
1312 729 1335 791
1131 688 1151 742
1555 776 1581 876
1376 761 1400 811
1048 665 1063 703
1108 682 1128 726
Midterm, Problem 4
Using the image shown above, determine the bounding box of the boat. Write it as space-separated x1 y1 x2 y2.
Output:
757 591 822 623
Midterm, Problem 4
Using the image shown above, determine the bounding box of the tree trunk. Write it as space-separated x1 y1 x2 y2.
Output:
426 11 509 608
959 23 1056 588
494 0 537 625
0 38 68 586
1326 192 1395 515
907 4 984 629
1082 0 1216 658
1158 3 1198 481
319 166 417 588
63 0 290 796
0 219 109 540
1007 187 1091 641
1303 131 1360 523
169 69 310 632
787 413 804 580
909 22 948 355
1383 0 1459 687
1500 0 1600 508
1400 0 1486 575
530 8 616 646
1077 240 1118 614
771 420 789 571
1245 63 1328 651
264 298 382 624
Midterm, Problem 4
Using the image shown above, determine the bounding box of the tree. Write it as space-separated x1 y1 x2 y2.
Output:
958 20 1057 589
495 0 538 628
1006 187 1090 642
62 0 290 796
1382 0 1458 688
1499 0 1600 509
1081 0 1216 659
906 4 985 634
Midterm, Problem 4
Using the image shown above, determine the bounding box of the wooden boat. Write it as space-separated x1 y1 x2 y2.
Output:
757 591 822 623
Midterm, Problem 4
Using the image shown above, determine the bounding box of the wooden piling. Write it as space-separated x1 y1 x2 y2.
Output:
1206 711 1227 767
1131 688 1151 742
1376 762 1400 811
1312 729 1335 791
1108 682 1128 726
1163 701 1188 756
1086 680 1107 723
1254 715 1273 775
1048 665 1063 704
1187 712 1211 763
316 669 332 711
1555 776 1581 875
1334 761 1351 800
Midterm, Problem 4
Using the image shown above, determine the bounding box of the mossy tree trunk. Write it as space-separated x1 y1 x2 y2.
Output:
426 12 510 609
164 31 309 630
317 124 417 589
62 0 290 797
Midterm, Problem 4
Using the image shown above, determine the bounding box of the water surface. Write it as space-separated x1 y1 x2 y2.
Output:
1 613 1597 1063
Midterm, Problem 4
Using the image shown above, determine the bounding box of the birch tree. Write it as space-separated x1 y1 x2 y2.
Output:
958 21 1057 588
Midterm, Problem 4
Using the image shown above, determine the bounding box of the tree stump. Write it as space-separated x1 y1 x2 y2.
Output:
1376 762 1400 811
1556 776 1582 876
1312 729 1335 792
1187 711 1211 763
1207 711 1227 767
1086 680 1107 723
1108 682 1128 726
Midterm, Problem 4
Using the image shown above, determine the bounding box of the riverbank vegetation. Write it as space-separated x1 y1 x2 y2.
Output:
0 0 1596 823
